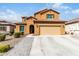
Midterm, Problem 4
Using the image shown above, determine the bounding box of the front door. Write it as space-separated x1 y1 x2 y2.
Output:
30 25 34 34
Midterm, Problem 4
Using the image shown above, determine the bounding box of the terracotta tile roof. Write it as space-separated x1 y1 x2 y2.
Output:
34 9 60 15
15 22 26 25
22 16 37 20
65 18 79 25
34 20 66 24
34 9 48 15
26 16 37 20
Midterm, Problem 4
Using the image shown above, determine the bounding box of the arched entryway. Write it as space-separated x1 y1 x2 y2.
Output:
30 25 34 34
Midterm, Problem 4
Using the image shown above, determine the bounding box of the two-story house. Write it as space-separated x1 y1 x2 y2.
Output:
15 9 66 35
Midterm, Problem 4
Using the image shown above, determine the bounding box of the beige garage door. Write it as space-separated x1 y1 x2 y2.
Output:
40 26 61 35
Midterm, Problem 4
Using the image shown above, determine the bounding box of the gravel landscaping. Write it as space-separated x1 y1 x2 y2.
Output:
4 36 34 56
0 35 25 55
0 35 22 47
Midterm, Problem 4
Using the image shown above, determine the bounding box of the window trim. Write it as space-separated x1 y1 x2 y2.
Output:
0 25 6 31
46 14 54 20
20 25 24 32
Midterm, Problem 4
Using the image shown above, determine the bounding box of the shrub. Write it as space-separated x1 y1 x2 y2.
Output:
0 34 6 41
14 32 21 38
10 30 14 36
20 32 24 35
0 44 10 53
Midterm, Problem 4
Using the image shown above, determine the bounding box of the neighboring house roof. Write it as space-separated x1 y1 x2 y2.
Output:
0 20 15 26
34 9 60 15
0 19 10 22
15 22 26 25
65 18 79 25
34 20 66 24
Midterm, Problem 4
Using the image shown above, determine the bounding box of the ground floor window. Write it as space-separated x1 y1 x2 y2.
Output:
20 25 24 32
0 25 6 31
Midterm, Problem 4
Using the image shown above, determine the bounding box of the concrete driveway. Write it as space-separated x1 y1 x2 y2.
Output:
4 35 79 56
30 35 79 56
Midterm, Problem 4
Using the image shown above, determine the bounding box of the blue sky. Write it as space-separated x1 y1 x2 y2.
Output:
0 3 79 22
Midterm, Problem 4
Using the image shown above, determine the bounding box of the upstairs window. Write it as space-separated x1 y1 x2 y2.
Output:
47 14 54 20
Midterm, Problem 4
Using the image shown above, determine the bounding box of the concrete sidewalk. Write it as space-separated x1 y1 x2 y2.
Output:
30 37 44 56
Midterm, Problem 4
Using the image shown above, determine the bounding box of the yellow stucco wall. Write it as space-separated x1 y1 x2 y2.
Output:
15 25 20 32
34 10 59 21
15 23 65 35
60 24 65 35
34 24 40 35
24 18 34 34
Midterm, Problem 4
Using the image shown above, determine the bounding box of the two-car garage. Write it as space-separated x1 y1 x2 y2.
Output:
34 21 65 35
40 25 61 35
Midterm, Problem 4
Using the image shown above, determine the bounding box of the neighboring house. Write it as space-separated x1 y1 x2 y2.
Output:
0 20 15 34
65 18 79 34
15 9 66 35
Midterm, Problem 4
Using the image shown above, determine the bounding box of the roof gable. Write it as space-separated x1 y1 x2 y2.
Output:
26 16 37 20
22 16 37 21
27 16 37 20
34 9 48 15
34 9 60 15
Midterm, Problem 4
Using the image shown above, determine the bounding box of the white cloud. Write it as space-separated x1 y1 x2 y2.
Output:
52 3 70 9
64 11 70 14
72 9 79 14
0 8 22 22
6 9 16 14
64 9 79 15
